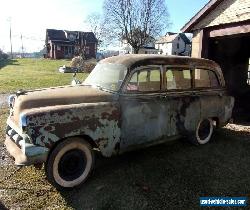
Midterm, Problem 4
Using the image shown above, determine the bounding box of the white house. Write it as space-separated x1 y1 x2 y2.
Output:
119 39 133 54
119 38 158 55
155 33 191 56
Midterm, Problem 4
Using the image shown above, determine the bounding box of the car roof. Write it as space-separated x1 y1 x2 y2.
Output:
100 54 225 86
100 54 219 70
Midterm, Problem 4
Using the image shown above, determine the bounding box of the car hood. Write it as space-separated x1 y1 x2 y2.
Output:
12 85 114 120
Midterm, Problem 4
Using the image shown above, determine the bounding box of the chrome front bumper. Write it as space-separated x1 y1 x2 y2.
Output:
5 117 49 166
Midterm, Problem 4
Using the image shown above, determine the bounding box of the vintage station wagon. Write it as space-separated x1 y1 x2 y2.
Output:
5 55 234 189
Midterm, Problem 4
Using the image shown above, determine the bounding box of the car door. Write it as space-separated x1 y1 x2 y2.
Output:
119 65 171 152
164 66 201 136
193 67 226 122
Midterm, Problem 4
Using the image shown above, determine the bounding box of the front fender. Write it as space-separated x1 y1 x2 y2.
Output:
21 102 121 157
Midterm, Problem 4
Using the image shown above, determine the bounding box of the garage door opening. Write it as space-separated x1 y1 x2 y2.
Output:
208 34 250 121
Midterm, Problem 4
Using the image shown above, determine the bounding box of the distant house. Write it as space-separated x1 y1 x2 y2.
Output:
45 29 98 59
119 37 158 55
155 33 191 56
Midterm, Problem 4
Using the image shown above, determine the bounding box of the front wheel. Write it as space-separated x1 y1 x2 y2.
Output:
46 137 94 190
189 118 214 145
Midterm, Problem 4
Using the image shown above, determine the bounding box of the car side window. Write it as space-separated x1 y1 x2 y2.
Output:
166 68 192 90
126 67 161 92
138 71 148 83
195 68 220 88
209 71 220 87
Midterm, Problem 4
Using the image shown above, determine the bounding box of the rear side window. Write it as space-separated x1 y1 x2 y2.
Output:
166 68 192 90
195 69 220 88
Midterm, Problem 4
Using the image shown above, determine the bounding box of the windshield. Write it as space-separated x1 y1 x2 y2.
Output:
83 63 128 91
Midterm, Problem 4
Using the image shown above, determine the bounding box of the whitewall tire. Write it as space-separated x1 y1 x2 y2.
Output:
46 137 94 189
189 118 214 145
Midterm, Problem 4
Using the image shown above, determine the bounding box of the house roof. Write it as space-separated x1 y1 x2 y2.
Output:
179 33 191 44
166 32 177 35
156 33 191 44
81 32 98 43
181 0 224 32
46 29 98 43
156 34 178 44
47 29 68 41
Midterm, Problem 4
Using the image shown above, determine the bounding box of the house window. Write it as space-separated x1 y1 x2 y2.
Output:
177 43 179 49
69 34 74 41
247 58 250 85
85 46 90 55
64 46 68 55
178 37 180 41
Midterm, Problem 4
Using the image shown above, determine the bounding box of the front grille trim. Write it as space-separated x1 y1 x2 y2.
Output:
6 126 23 149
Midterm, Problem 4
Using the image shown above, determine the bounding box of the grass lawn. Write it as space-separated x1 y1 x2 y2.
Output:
0 58 89 94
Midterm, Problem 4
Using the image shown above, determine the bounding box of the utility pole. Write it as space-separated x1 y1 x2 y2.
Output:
21 34 24 58
7 17 13 59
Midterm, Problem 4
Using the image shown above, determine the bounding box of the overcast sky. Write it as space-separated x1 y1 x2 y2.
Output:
0 0 209 53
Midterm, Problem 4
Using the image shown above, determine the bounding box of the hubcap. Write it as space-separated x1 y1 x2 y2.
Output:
198 119 211 141
58 149 86 181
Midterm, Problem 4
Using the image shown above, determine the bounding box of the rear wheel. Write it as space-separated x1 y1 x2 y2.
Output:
46 137 94 189
189 118 214 145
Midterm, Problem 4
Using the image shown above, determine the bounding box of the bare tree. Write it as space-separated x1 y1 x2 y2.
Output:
84 12 112 48
84 13 102 45
103 0 170 53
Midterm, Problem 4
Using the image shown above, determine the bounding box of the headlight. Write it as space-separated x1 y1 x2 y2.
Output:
19 113 27 128
8 95 16 108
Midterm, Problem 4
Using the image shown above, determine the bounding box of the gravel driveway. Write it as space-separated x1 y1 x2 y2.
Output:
0 94 11 165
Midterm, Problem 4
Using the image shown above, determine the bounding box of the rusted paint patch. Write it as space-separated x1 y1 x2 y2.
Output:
23 102 121 157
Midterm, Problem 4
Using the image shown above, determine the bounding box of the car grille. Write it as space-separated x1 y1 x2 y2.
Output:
6 125 24 148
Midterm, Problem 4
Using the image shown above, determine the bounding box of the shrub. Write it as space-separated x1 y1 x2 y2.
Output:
0 49 9 60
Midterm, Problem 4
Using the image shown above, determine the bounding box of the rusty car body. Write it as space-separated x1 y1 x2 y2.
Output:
5 54 234 189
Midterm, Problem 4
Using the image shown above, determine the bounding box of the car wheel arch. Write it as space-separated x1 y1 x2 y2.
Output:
46 135 98 162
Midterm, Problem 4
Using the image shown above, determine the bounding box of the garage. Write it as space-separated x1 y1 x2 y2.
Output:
181 0 250 120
